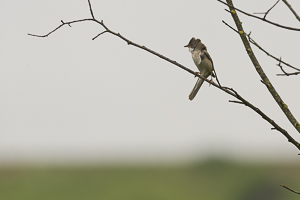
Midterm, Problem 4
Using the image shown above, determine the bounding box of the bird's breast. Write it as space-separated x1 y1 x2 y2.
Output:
191 51 201 66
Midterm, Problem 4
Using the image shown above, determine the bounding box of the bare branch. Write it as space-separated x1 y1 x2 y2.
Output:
222 20 239 34
277 57 288 74
224 0 300 135
229 100 244 104
217 0 300 31
247 35 300 72
281 185 300 195
253 0 280 19
87 0 95 19
92 30 108 40
28 19 93 37
28 0 300 151
277 72 300 76
282 0 300 22
276 57 300 76
28 22 65 37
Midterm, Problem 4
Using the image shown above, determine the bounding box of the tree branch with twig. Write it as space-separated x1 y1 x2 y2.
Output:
276 57 300 76
222 20 300 76
217 0 300 31
222 0 300 136
253 0 280 19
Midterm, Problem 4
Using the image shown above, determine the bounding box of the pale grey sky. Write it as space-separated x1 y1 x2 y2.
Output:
1 0 300 165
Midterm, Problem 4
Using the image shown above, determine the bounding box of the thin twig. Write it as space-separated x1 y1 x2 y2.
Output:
276 58 300 76
277 57 289 75
217 0 300 31
87 0 95 19
222 20 239 33
253 0 280 19
264 0 280 19
282 0 300 22
28 0 300 151
27 19 93 37
92 30 108 40
229 100 244 104
277 72 300 76
281 185 300 195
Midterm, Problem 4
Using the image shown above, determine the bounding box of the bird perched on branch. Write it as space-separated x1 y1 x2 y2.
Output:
184 37 215 100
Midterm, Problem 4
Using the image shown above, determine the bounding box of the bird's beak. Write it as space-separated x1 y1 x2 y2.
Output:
184 44 189 47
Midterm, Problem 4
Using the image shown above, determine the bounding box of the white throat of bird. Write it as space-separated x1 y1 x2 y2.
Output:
188 47 194 52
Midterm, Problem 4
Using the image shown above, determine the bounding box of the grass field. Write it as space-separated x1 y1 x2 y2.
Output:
0 160 299 200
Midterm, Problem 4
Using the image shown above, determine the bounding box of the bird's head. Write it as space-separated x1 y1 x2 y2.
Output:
184 37 201 52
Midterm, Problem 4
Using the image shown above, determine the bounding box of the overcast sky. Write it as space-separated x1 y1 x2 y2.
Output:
1 0 300 165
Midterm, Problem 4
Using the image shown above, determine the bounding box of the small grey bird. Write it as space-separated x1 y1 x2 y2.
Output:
184 37 215 100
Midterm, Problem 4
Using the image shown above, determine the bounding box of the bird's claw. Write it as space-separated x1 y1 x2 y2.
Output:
194 72 201 78
209 76 214 86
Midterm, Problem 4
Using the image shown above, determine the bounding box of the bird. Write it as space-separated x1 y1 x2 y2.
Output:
184 37 215 100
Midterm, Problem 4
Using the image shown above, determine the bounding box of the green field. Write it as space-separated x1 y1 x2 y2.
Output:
0 160 299 200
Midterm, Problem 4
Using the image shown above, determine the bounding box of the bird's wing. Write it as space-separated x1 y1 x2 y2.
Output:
203 50 215 77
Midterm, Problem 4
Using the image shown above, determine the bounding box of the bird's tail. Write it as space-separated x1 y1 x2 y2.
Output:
189 78 204 101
